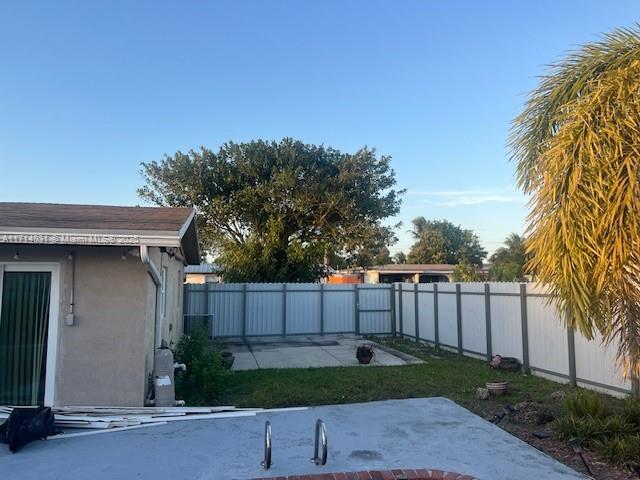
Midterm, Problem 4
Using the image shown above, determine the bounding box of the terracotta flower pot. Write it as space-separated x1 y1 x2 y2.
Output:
485 381 509 396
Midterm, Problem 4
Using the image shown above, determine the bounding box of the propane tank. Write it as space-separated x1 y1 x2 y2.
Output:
153 349 186 407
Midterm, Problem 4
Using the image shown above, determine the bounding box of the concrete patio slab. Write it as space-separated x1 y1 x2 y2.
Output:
231 351 259 370
252 346 343 369
0 398 585 480
224 335 423 370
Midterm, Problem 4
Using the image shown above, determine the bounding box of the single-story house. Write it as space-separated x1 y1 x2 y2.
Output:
365 264 457 283
184 263 221 284
332 264 462 284
0 202 199 407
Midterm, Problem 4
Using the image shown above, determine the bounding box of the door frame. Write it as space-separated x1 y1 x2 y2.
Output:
0 262 60 406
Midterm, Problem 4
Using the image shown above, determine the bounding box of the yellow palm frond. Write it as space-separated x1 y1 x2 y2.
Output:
511 26 640 385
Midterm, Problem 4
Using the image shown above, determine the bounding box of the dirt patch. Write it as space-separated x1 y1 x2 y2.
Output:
474 403 638 480
503 423 637 480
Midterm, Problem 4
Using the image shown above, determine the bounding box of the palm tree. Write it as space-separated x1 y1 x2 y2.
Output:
510 26 640 392
490 234 525 263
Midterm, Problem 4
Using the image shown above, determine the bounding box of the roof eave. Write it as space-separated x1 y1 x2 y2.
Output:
0 229 183 248
0 204 202 263
179 212 200 265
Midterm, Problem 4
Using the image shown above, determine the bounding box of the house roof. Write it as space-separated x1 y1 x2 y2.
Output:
185 263 220 274
371 264 456 273
0 202 193 231
0 202 200 264
336 264 458 275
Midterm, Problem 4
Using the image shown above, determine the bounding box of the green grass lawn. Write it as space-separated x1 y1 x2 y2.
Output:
216 337 578 412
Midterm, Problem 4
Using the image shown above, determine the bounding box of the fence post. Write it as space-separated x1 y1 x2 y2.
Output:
354 284 360 335
398 283 404 338
183 283 190 334
455 283 463 355
319 283 325 336
390 284 397 336
520 283 530 374
204 281 211 337
414 283 420 342
433 283 439 348
282 283 287 337
567 326 577 387
484 283 492 361
242 283 247 340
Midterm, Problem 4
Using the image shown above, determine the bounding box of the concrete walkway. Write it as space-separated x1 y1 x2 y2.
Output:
0 398 585 480
223 335 423 370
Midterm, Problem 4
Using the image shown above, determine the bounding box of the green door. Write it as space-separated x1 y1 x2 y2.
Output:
0 271 52 405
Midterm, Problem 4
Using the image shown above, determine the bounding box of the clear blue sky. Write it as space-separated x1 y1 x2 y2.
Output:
0 1 636 255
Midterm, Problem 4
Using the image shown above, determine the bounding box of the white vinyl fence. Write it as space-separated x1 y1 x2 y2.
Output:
394 282 636 397
183 282 638 397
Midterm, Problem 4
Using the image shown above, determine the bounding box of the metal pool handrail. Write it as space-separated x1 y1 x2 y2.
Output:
261 421 272 469
311 418 328 466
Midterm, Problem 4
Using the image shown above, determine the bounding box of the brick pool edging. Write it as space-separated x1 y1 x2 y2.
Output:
255 468 477 479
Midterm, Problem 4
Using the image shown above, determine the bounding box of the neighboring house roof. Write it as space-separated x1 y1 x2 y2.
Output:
369 264 456 274
0 202 200 264
337 264 457 275
185 263 220 274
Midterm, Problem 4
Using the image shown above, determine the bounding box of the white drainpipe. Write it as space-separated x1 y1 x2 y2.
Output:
65 251 76 326
140 245 161 286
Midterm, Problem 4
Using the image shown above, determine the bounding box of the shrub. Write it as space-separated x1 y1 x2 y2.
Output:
564 391 611 419
593 434 640 465
623 398 640 428
554 416 598 443
554 415 636 445
174 329 228 405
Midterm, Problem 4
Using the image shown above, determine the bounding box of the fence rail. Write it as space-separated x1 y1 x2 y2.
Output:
183 281 638 397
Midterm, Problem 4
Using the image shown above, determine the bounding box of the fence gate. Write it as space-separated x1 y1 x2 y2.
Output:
355 285 394 335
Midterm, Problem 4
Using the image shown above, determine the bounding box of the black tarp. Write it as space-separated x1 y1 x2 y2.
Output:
0 406 59 452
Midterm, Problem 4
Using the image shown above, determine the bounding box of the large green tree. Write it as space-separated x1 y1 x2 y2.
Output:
325 227 396 270
407 218 487 266
488 233 526 281
139 138 402 282
349 244 393 269
510 26 640 388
